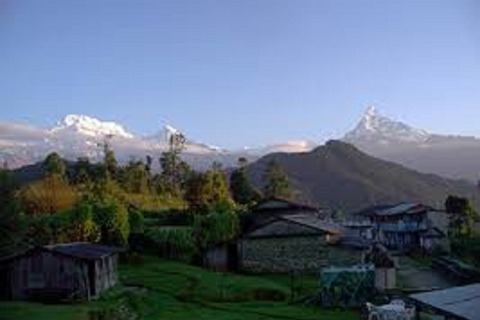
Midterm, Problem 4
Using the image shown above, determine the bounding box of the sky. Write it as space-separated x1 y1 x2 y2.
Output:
0 0 479 149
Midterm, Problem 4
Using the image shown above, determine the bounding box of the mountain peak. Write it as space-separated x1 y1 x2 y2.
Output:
52 114 134 139
344 107 429 144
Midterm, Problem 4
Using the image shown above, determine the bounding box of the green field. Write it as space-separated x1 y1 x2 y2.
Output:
0 256 359 320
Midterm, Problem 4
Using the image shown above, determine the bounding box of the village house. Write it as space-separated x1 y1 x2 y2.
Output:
203 198 321 272
350 202 449 253
0 242 121 301
236 198 364 273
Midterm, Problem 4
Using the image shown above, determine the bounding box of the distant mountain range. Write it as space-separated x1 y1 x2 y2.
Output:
246 140 480 213
0 114 314 170
343 107 480 182
1 108 480 182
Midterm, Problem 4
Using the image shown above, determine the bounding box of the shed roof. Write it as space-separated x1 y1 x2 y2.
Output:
409 284 480 320
44 242 121 260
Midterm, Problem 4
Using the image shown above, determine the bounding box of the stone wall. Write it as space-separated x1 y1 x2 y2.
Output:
238 235 330 273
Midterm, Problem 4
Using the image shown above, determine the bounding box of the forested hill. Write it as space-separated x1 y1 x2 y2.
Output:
246 140 480 213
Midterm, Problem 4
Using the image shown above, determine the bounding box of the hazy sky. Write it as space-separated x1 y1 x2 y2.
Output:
1 0 479 148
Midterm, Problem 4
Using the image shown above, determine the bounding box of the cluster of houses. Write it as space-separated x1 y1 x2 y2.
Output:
205 198 449 274
0 198 452 305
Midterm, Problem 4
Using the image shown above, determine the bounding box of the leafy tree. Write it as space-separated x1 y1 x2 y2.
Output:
69 200 100 242
72 157 92 185
185 164 231 209
103 143 117 179
129 208 144 234
119 160 151 194
263 159 292 199
20 175 77 215
93 200 130 246
0 169 24 256
42 152 66 178
230 158 258 205
445 195 477 238
158 132 190 198
192 204 239 250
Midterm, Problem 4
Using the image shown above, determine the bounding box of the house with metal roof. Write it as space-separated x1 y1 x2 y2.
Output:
0 242 121 301
353 202 449 252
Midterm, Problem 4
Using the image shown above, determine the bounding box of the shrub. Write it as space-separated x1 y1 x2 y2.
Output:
144 226 196 261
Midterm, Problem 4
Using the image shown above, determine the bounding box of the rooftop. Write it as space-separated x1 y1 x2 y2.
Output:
45 242 121 260
409 283 480 320
280 214 344 234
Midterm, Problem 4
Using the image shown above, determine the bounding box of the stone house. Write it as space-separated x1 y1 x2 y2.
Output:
237 214 361 273
242 198 321 231
0 242 121 301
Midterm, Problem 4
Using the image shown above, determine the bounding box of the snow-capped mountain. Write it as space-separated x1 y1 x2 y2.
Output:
344 107 480 182
344 106 429 146
51 114 135 139
0 114 315 170
3 109 480 182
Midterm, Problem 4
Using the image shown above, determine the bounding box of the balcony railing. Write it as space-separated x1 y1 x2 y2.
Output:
378 222 427 232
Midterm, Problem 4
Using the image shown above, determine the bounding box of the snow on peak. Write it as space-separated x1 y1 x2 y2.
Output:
345 106 429 144
52 114 134 139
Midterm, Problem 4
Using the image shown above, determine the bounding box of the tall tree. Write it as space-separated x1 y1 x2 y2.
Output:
185 163 231 209
72 157 93 188
0 168 23 256
42 152 66 178
230 158 258 205
445 195 477 238
103 142 117 179
159 132 190 198
263 159 292 199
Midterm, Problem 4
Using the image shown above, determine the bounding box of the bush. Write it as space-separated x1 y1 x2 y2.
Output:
144 226 197 261
192 206 239 250
93 200 130 246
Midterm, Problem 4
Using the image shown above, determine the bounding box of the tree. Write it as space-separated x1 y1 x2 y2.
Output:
184 164 231 209
20 175 77 215
192 205 239 250
158 132 190 198
93 200 130 246
263 159 292 199
230 158 258 205
445 195 477 238
71 157 94 195
0 169 24 256
42 152 66 178
69 200 100 242
119 160 150 194
103 142 117 179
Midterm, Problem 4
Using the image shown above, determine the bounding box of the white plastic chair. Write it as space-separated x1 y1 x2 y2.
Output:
403 306 416 320
390 299 405 308
366 302 385 320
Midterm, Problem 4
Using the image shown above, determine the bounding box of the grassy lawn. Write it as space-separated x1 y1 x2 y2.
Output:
0 256 359 320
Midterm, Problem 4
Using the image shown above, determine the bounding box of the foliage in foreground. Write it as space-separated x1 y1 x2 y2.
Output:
0 255 359 320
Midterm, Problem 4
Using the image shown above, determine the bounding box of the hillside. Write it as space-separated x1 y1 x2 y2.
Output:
246 140 480 213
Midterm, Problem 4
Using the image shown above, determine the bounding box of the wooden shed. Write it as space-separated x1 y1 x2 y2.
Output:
0 242 121 301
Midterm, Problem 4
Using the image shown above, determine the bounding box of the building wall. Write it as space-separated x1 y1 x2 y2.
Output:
375 268 396 291
1 251 118 301
3 250 90 300
238 235 328 273
93 255 118 296
203 245 229 272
